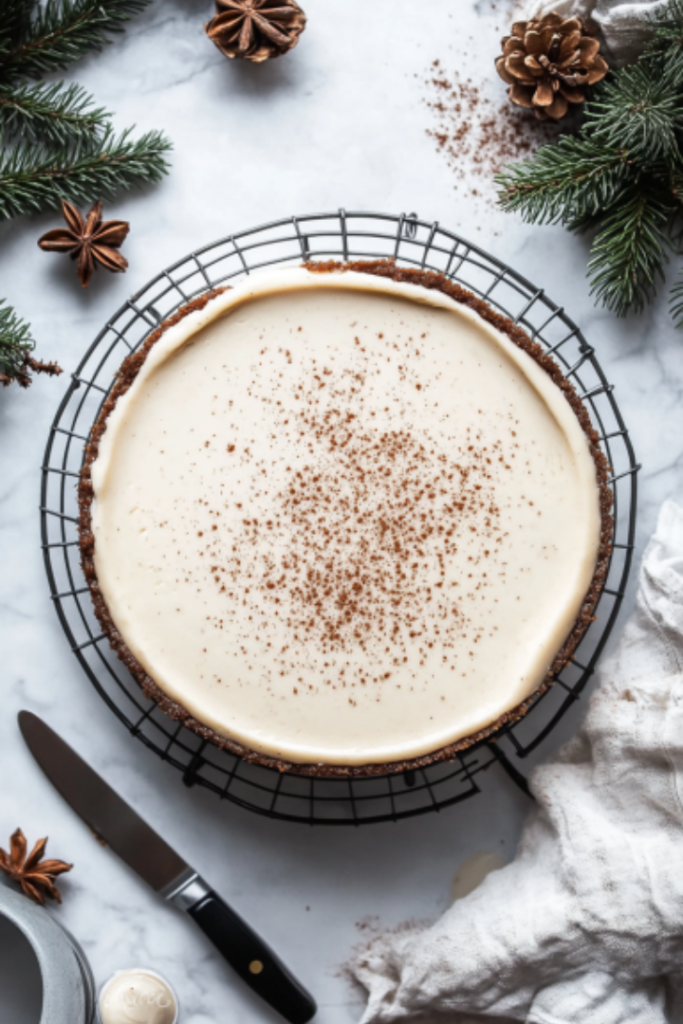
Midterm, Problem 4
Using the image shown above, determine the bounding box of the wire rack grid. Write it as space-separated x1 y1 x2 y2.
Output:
40 210 639 826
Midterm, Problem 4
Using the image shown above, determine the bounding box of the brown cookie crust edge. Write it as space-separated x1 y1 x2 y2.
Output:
79 261 613 779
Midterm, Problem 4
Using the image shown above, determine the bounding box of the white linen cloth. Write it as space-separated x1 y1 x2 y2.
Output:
352 500 683 1024
519 0 668 65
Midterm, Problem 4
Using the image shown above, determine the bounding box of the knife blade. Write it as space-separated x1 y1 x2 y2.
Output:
19 711 316 1024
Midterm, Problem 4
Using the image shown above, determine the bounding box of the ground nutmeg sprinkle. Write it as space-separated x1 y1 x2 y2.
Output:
195 316 520 700
424 60 563 204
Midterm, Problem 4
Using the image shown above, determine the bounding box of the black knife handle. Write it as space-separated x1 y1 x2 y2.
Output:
187 888 316 1024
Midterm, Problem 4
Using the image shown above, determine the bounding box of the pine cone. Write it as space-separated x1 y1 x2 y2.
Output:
206 0 306 63
496 12 608 121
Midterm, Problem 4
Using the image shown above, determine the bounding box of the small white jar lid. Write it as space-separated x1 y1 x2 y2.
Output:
98 968 179 1024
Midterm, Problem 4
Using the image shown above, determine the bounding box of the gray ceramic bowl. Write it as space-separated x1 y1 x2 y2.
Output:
0 879 95 1023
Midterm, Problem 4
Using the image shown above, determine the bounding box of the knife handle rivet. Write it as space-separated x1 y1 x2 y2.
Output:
249 960 264 975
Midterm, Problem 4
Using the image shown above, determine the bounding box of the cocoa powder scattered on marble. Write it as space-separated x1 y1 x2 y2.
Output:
424 60 563 205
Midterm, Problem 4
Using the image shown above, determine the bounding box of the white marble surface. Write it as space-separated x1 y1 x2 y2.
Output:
1 1 681 1022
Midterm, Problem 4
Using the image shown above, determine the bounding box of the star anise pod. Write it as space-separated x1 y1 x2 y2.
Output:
496 11 608 121
0 828 73 905
38 199 129 288
206 0 307 63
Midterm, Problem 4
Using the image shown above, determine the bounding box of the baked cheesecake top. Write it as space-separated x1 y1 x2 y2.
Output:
87 266 604 767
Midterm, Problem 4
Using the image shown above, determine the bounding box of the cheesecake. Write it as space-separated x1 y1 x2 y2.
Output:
79 261 611 775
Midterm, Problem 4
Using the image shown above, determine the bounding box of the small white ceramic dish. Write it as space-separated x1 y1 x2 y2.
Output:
98 968 179 1024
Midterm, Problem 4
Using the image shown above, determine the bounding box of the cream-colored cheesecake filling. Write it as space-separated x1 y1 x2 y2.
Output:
91 268 601 765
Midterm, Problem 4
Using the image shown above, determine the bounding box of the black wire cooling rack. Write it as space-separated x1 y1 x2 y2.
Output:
41 210 639 825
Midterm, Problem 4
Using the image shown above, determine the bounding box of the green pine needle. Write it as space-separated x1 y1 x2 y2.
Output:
0 0 154 82
647 0 683 47
0 0 164 390
588 187 673 315
671 272 683 325
670 166 683 209
496 136 631 227
0 81 109 145
497 0 683 325
0 298 34 384
584 64 683 162
0 1 38 60
0 127 172 220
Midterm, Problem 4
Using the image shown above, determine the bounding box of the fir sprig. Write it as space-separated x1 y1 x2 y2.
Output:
0 299 34 384
0 299 61 387
588 187 674 315
0 82 109 145
496 0 683 325
0 1 37 59
583 64 683 162
0 0 154 81
0 128 171 220
647 0 683 56
0 0 171 387
496 137 631 228
671 274 683 325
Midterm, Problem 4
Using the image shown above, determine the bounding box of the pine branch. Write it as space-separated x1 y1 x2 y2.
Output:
0 1 38 60
0 300 62 387
0 1 159 392
496 0 683 324
0 298 34 386
647 3 683 90
0 0 154 83
0 82 109 145
496 136 632 226
647 0 683 51
0 127 172 220
671 269 683 325
583 64 683 162
587 186 674 316
669 164 683 208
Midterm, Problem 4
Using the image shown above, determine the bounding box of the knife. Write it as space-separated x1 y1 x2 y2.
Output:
19 711 316 1024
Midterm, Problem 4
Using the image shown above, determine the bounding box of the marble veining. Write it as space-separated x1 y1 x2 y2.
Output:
0 1 680 1021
